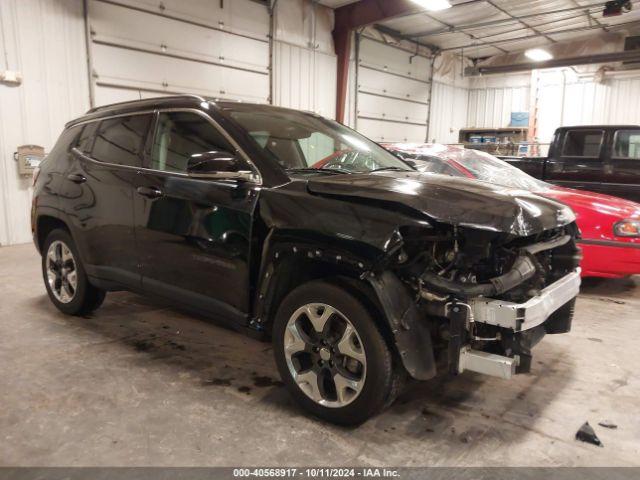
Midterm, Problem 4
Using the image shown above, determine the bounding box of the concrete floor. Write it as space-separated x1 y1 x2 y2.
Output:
1 243 639 467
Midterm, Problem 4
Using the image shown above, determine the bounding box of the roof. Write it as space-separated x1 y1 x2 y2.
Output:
215 101 320 117
65 95 320 128
65 94 210 128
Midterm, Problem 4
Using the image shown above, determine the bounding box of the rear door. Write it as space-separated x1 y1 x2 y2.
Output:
64 113 153 287
134 110 259 322
605 128 640 203
545 128 607 194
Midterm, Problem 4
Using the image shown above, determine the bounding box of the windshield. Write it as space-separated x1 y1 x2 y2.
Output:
225 107 413 174
396 145 548 191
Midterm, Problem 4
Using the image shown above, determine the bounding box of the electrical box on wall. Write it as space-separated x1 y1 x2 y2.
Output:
15 145 45 176
0 70 23 85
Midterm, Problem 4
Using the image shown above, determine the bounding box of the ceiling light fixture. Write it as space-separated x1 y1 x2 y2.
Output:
410 0 452 12
525 48 553 62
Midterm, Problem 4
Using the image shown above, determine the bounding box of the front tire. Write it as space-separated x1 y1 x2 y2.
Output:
273 280 396 425
42 229 106 316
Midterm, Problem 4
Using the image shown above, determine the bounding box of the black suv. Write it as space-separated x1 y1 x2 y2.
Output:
32 95 581 424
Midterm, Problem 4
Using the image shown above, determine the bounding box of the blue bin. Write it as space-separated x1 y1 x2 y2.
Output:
510 112 529 127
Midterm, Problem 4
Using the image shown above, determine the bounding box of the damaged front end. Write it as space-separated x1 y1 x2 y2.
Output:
391 221 582 380
260 172 582 382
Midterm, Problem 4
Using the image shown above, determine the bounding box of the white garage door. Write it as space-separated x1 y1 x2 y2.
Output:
356 36 432 143
87 0 270 106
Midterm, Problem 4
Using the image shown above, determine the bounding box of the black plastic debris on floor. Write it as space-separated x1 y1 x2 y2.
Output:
598 420 618 429
575 422 603 447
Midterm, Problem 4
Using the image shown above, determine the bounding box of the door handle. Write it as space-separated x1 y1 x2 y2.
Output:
136 186 164 199
67 173 86 184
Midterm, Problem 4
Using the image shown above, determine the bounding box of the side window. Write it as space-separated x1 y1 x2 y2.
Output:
562 130 604 157
77 122 98 154
150 112 234 173
613 130 640 159
92 114 152 167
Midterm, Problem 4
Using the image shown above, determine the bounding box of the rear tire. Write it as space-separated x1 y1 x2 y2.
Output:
42 229 106 316
273 279 397 425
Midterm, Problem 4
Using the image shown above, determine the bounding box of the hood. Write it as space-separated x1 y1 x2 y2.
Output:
306 171 575 237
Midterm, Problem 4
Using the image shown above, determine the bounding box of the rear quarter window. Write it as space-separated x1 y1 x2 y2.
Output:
562 130 604 157
42 125 83 167
91 114 152 167
76 122 98 154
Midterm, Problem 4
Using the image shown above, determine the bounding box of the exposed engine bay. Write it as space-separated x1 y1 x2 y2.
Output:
390 222 583 379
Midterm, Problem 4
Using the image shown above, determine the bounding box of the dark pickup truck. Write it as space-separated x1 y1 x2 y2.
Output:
502 125 640 203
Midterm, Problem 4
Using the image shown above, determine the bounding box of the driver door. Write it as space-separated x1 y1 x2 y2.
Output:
134 110 259 322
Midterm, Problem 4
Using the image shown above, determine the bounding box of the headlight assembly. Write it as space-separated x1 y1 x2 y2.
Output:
613 219 640 238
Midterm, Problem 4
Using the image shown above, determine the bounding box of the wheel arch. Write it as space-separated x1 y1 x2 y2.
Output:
35 215 70 252
253 247 370 332
253 232 437 381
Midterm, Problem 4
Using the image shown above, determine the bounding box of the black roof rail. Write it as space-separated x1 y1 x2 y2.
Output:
85 94 207 114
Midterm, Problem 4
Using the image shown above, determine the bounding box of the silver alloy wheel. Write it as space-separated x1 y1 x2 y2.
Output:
46 240 78 304
284 303 366 408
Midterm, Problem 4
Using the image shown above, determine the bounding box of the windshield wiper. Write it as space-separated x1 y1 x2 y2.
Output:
370 166 407 173
287 167 350 175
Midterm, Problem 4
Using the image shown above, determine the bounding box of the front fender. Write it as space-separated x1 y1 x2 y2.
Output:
251 231 377 331
367 270 437 380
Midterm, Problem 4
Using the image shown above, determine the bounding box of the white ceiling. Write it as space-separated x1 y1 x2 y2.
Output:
367 0 640 58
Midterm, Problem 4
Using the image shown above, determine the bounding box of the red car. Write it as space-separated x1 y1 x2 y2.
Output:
376 144 640 278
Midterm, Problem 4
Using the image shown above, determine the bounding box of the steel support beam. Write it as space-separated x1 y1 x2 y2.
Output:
445 19 640 53
334 27 351 124
466 49 640 76
334 0 420 33
332 0 424 122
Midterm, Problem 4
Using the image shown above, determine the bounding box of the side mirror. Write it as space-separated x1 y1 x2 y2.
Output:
186 150 256 182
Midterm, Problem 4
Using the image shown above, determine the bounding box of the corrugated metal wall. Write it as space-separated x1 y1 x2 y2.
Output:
273 41 336 118
467 85 530 129
429 81 469 144
0 0 90 246
454 69 640 146
536 70 640 143
272 0 337 118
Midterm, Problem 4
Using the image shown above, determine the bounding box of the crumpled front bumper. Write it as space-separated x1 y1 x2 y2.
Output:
468 268 581 332
456 269 581 379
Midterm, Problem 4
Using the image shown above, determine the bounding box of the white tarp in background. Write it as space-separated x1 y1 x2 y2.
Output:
275 0 334 54
273 0 337 118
